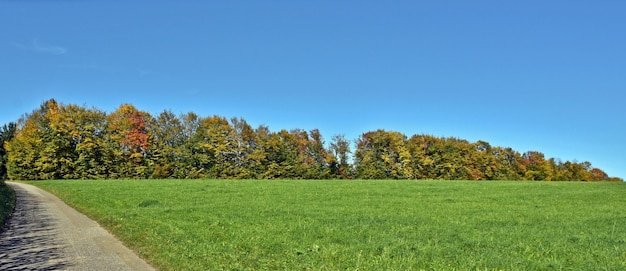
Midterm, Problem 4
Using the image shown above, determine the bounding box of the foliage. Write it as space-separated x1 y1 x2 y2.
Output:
355 130 413 179
105 104 152 178
0 122 16 181
0 182 15 230
3 99 622 181
30 180 626 270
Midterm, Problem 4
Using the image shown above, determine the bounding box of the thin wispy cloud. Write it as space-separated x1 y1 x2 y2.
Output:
11 39 68 55
186 89 200 96
138 69 152 77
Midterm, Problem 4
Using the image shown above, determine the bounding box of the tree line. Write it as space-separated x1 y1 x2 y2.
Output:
0 99 621 182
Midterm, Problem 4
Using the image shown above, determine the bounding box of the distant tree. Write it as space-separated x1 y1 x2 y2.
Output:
7 101 110 179
227 117 260 179
4 99 622 181
148 110 185 178
105 104 152 178
422 137 469 180
7 100 43 180
494 147 525 180
7 99 63 180
176 112 203 178
554 160 574 181
301 129 332 179
406 135 437 179
190 115 233 178
63 104 109 179
473 140 497 180
0 122 16 181
589 168 608 181
251 125 272 178
563 161 593 181
521 151 552 181
355 130 412 179
329 134 352 179
261 129 300 179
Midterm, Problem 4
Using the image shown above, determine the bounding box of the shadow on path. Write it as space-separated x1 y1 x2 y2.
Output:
0 183 72 270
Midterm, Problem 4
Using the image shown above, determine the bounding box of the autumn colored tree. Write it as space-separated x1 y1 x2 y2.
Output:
419 136 467 180
471 140 498 180
355 130 412 179
61 104 109 179
11 101 109 179
228 117 263 179
406 135 437 179
6 99 71 179
250 125 272 178
555 160 594 181
105 104 152 178
3 99 622 181
6 100 51 179
521 151 553 181
263 129 304 179
292 129 333 179
589 167 608 181
191 115 239 178
490 147 524 180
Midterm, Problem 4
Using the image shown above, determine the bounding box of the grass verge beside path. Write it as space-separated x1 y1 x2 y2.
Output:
29 180 626 270
0 182 15 230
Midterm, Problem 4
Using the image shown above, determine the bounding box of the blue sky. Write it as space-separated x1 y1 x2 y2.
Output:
1 1 624 179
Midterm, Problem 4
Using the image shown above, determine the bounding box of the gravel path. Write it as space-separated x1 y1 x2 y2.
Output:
0 182 156 271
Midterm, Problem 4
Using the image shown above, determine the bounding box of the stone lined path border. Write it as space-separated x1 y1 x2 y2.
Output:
0 182 156 271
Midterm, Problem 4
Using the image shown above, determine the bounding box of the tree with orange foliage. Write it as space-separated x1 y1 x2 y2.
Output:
105 104 152 178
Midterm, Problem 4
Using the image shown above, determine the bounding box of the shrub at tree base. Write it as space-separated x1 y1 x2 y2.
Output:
0 182 15 231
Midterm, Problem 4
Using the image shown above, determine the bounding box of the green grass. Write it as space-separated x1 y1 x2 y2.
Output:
0 182 15 230
29 180 626 270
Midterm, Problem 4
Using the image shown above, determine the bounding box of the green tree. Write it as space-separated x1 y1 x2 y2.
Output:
329 134 352 179
0 122 16 181
227 117 268 179
63 104 109 179
259 129 303 179
250 125 272 178
148 110 185 178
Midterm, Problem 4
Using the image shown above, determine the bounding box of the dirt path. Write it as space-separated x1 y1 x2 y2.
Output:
0 182 156 271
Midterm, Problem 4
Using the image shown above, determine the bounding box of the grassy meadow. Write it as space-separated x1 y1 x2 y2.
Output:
29 180 626 270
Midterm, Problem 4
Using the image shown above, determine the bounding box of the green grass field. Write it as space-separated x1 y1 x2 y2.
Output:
29 180 626 270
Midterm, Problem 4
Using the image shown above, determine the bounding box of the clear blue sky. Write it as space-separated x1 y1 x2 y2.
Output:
1 1 624 179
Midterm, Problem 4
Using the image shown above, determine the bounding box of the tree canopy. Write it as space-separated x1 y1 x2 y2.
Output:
2 99 622 181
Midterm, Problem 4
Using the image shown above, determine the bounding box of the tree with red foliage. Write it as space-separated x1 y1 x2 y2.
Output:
105 104 152 178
